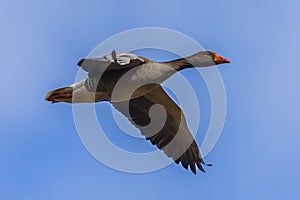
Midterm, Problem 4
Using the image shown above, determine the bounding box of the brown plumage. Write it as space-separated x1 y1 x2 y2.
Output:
45 50 230 174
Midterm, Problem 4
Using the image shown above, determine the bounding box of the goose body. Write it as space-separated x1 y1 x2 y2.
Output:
45 50 230 174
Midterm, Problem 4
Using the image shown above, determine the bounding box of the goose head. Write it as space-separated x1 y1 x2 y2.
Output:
183 51 230 67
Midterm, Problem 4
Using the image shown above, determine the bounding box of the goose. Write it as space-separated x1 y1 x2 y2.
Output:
45 50 230 174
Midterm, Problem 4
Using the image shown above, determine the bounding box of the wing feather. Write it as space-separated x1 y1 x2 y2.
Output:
77 50 145 75
112 84 209 174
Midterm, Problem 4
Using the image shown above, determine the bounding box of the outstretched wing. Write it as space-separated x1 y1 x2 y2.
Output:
112 84 210 174
77 50 145 74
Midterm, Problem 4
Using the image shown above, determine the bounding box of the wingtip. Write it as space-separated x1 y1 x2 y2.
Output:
190 164 197 174
201 160 213 167
77 58 85 66
196 161 206 173
111 50 117 61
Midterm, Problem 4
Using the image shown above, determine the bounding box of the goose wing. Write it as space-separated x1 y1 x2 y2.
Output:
112 84 209 174
77 50 145 74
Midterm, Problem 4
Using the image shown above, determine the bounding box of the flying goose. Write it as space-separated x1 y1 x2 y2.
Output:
45 50 230 174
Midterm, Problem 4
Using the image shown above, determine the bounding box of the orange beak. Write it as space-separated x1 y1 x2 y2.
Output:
214 54 230 64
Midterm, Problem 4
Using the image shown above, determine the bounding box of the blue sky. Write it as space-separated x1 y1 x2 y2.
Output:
1 0 300 199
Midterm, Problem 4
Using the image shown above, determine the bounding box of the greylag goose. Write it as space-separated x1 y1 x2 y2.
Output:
45 50 230 174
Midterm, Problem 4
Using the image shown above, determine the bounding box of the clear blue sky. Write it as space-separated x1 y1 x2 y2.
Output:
1 0 299 199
